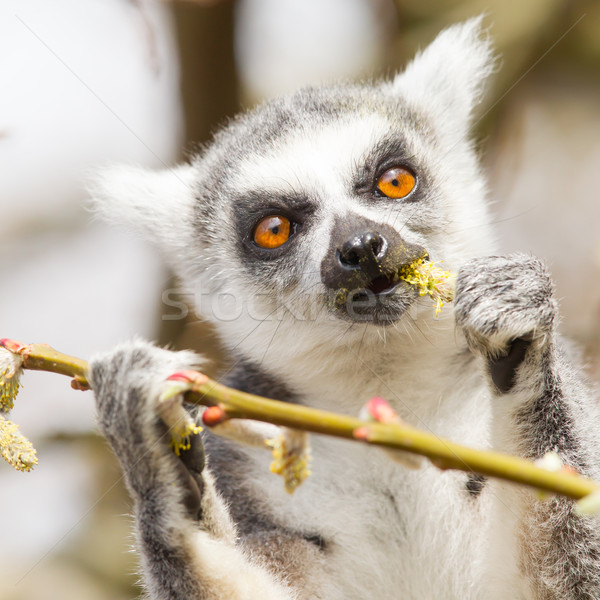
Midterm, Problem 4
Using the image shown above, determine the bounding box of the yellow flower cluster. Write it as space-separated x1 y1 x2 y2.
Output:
0 348 36 472
158 381 204 456
399 259 456 317
0 350 23 411
169 417 203 456
266 431 311 494
0 415 38 472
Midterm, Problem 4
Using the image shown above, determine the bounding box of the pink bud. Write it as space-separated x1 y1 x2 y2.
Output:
167 370 209 385
365 397 398 424
353 426 372 441
0 339 27 354
202 405 227 426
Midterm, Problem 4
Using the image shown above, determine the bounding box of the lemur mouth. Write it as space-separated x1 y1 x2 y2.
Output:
366 274 399 296
325 269 417 325
349 272 403 305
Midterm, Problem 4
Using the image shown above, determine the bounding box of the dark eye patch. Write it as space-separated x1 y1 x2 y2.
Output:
352 136 425 203
233 190 317 265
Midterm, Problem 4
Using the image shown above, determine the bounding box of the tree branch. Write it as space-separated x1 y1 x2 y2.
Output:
2 339 600 508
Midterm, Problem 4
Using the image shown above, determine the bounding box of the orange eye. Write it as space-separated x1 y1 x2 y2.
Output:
253 215 291 249
376 167 416 199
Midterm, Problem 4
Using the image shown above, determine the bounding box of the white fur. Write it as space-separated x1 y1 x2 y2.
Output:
188 534 297 600
88 163 198 273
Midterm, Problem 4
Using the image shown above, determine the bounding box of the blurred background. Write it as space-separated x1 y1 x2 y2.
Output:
1 0 599 597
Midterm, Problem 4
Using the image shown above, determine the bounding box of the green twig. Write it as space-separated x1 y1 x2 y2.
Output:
2 339 600 503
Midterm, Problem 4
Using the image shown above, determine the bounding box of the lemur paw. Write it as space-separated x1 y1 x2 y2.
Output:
89 340 206 516
454 254 558 393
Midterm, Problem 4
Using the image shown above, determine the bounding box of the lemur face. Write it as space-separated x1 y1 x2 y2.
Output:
194 83 490 330
218 102 436 326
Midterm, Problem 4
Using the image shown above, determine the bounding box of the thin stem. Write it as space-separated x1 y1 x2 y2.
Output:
21 344 89 384
185 378 598 499
2 340 599 501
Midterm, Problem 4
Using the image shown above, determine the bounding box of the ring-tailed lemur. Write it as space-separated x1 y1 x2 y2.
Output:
89 18 600 599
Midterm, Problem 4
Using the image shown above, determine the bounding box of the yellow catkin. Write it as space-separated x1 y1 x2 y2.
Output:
158 384 203 456
399 259 457 317
265 432 311 494
0 348 23 412
0 414 38 472
169 417 203 456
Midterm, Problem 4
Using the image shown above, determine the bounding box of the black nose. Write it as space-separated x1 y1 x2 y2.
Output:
338 232 387 270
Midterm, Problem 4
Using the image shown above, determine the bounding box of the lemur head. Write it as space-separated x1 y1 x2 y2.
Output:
92 18 496 364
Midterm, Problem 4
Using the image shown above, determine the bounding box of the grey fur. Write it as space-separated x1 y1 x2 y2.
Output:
89 342 208 598
88 18 600 600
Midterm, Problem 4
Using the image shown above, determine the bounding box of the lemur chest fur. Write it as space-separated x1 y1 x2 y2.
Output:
211 420 491 599
210 345 492 598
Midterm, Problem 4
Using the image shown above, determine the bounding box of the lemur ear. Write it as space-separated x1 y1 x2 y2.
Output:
391 17 495 135
88 163 197 265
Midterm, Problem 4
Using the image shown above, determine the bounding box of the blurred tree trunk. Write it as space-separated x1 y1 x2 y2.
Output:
158 0 238 369
173 0 239 144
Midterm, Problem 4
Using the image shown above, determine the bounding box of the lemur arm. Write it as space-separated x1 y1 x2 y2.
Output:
455 254 600 599
88 341 299 600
